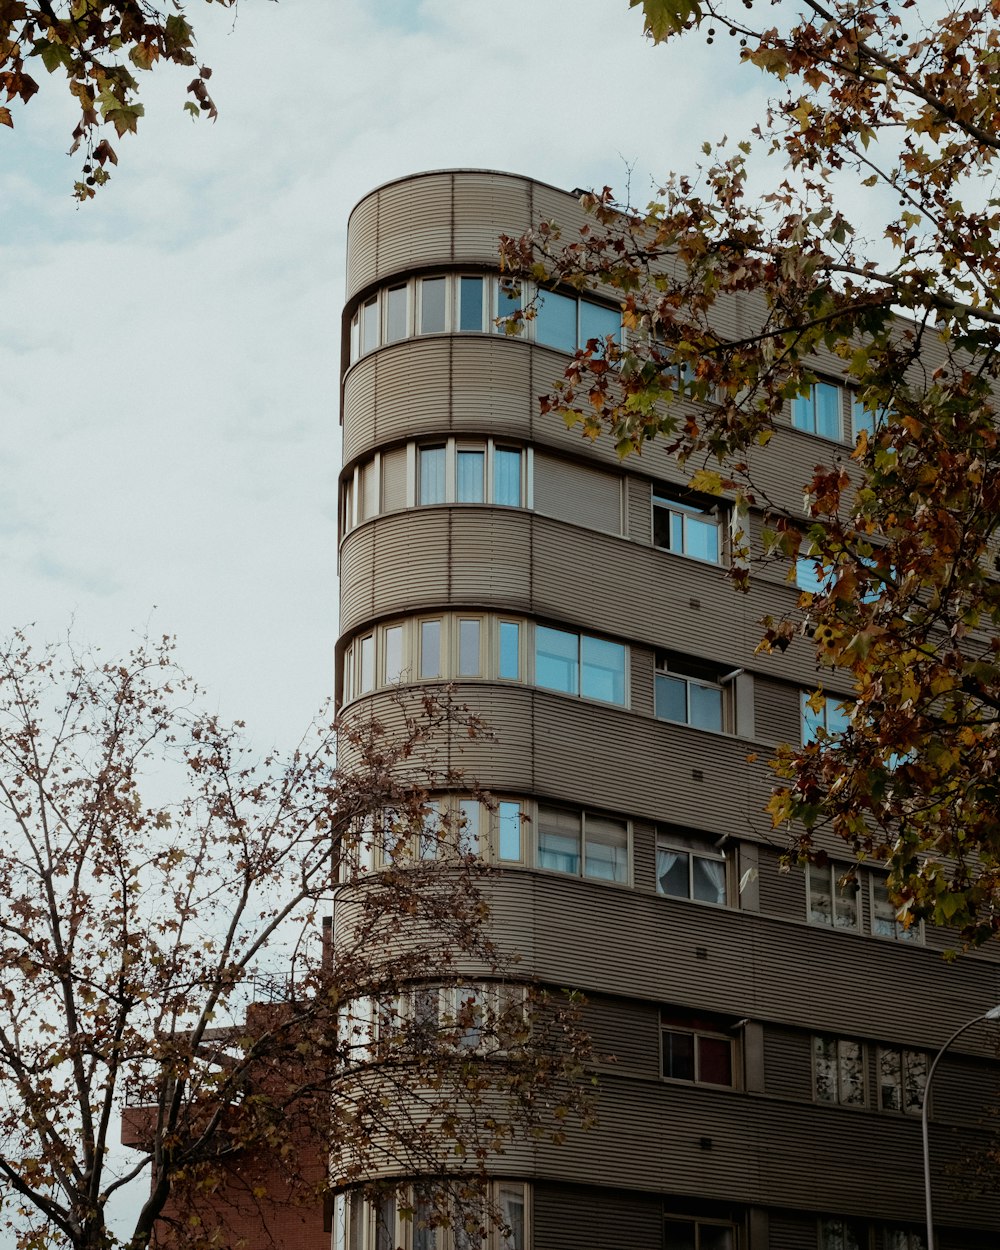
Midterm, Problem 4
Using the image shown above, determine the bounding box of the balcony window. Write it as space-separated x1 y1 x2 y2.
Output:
872 876 923 943
385 284 408 343
493 447 522 506
661 1012 734 1087
497 801 522 862
498 621 520 680
535 289 577 352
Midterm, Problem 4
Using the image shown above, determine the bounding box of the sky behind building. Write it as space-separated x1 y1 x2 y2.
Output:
2 0 770 750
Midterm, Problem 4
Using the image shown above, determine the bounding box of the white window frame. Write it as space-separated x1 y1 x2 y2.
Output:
876 1045 928 1117
813 1036 866 1107
791 380 844 440
805 862 860 931
652 489 723 564
654 658 727 733
801 690 852 743
660 1012 736 1088
534 804 631 885
655 832 728 906
664 1214 738 1249
870 875 924 944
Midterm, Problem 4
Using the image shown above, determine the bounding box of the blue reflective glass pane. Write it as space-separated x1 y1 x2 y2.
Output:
655 674 687 722
420 278 446 333
796 556 829 594
419 447 446 504
791 393 812 431
801 693 825 743
535 626 578 694
670 512 684 551
494 281 522 332
579 299 621 349
456 450 484 502
459 276 484 332
580 635 626 705
852 396 874 440
493 448 521 506
827 700 852 735
498 801 521 860
498 621 520 679
815 382 841 439
685 516 719 562
689 683 723 731
535 290 577 351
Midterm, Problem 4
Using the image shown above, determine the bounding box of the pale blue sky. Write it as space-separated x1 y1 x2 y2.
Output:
1 0 770 752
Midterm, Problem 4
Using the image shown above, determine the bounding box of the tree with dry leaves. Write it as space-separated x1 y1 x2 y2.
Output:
0 0 221 200
0 631 589 1250
500 0 1000 944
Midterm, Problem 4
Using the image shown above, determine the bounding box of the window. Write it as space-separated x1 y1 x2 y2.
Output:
806 863 859 930
492 447 522 506
534 289 621 354
871 876 923 943
795 553 832 595
536 805 629 883
497 800 522 862
458 618 481 677
419 445 447 504
664 1215 735 1249
534 626 627 706
498 621 520 680
457 447 485 503
384 625 404 684
335 1183 527 1250
385 284 408 343
881 1231 926 1250
877 1047 927 1116
347 274 617 363
813 1036 865 1106
851 395 889 441
655 656 725 732
819 1219 864 1250
420 276 447 334
801 690 852 742
816 1221 926 1250
661 1011 734 1086
420 619 442 679
653 490 721 563
656 834 727 905
792 381 842 439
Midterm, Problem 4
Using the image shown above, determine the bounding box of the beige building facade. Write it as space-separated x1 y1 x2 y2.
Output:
335 169 1000 1250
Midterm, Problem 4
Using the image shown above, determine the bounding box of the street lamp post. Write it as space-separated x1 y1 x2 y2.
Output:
921 1004 1000 1250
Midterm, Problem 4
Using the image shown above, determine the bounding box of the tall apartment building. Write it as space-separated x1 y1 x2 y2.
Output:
335 169 1000 1250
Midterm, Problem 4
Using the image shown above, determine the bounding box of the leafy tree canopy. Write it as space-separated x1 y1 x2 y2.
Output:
501 0 1000 944
0 0 225 200
0 631 589 1250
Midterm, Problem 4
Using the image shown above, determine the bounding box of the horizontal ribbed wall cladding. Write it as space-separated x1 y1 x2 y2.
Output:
346 171 540 303
524 1074 1000 1228
477 874 1000 1053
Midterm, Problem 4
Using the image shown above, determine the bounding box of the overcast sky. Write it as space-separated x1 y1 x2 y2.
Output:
1 0 779 753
